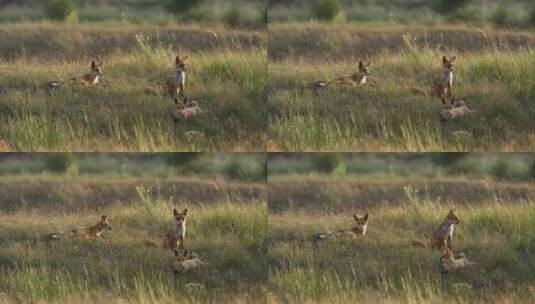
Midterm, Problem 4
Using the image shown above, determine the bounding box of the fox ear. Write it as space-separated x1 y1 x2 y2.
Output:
174 97 180 105
353 214 359 222
99 61 104 67
442 55 447 63
358 61 363 68
174 249 180 257
182 208 188 216
451 56 456 62
91 60 97 68
367 62 372 67
173 208 179 216
101 215 108 220
176 56 181 64
363 213 369 221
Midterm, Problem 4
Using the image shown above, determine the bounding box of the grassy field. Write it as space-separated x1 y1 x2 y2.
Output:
0 175 267 303
0 24 266 151
268 175 535 303
268 24 535 151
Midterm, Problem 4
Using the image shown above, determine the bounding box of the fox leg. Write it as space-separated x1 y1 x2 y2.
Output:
446 236 452 249
178 83 184 97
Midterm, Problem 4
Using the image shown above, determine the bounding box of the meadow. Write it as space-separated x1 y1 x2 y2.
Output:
268 174 535 303
0 23 266 151
0 174 267 303
268 23 535 151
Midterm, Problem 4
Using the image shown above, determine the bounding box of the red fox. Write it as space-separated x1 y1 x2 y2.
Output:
308 60 372 95
46 215 113 240
433 55 455 98
164 208 188 251
440 96 474 122
439 248 476 274
314 213 369 243
43 60 104 95
431 209 461 250
173 249 207 273
172 96 204 121
165 55 188 98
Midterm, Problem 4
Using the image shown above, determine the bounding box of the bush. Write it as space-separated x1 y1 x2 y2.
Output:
312 154 343 173
163 0 204 16
164 153 199 169
45 0 77 22
432 0 472 15
224 5 248 28
46 153 78 175
313 0 342 21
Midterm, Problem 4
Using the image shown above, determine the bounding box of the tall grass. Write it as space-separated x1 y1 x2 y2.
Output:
0 196 267 303
0 36 267 151
269 31 535 151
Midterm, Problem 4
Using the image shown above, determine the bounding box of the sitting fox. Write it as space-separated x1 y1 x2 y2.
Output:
431 209 461 250
165 55 188 98
314 213 369 243
433 55 455 98
46 215 113 240
164 208 188 251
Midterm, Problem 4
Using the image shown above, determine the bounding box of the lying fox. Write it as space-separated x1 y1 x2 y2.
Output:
44 60 104 95
440 96 474 122
439 248 476 274
433 55 455 98
164 208 188 251
172 96 204 121
314 213 369 242
308 61 372 95
173 249 207 273
431 209 461 251
165 55 188 98
46 215 113 240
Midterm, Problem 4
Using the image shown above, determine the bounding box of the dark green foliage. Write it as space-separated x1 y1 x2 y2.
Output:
432 0 472 15
163 0 204 16
45 153 78 174
45 0 75 21
164 153 200 168
312 154 342 173
313 0 342 21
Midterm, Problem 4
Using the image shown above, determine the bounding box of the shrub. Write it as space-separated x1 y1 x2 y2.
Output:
224 5 248 28
45 0 77 22
432 0 472 15
164 153 199 169
163 0 204 16
312 154 343 173
313 0 342 21
46 153 78 175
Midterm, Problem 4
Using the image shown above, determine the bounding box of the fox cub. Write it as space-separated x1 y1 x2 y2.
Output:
314 213 369 242
173 249 207 273
165 55 188 98
440 96 474 122
433 55 455 98
164 208 188 251
46 215 113 240
431 209 461 251
439 248 476 274
172 96 204 121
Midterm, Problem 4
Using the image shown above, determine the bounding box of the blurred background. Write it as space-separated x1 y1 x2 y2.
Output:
269 0 535 28
0 153 266 181
0 0 267 28
269 153 535 181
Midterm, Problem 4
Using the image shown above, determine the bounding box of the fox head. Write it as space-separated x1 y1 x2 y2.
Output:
175 55 188 71
358 61 372 76
441 248 454 260
99 215 113 230
90 60 104 76
445 209 461 225
353 212 369 235
442 55 456 71
441 96 453 110
173 208 188 227
174 97 186 110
